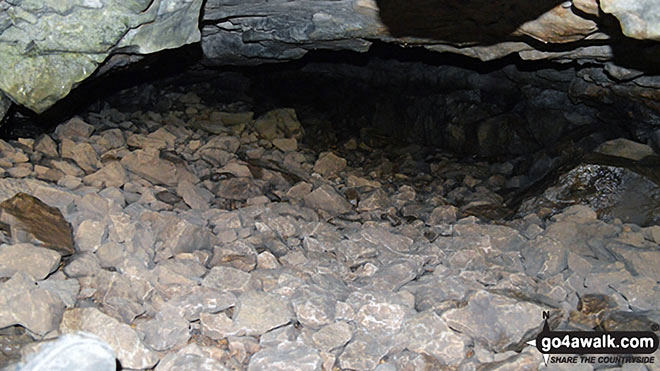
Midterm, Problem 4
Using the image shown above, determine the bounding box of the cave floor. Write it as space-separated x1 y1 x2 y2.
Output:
0 82 659 371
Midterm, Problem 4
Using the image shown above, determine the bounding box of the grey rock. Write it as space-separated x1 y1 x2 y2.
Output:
61 141 101 173
74 219 107 252
83 161 127 188
214 177 265 201
253 109 303 141
291 285 337 329
137 311 191 351
157 214 214 258
162 286 237 321
202 266 252 294
338 331 392 371
60 307 159 370
397 311 470 366
54 117 95 139
156 344 229 371
177 180 212 210
311 321 353 352
272 137 298 152
521 236 568 279
0 243 60 280
126 133 167 150
63 253 101 278
235 290 294 336
368 259 423 291
0 272 65 336
209 241 258 271
201 312 242 339
102 297 145 325
95 242 126 269
356 301 408 338
121 148 197 187
595 138 655 160
248 341 322 371
313 152 347 177
0 1 203 113
358 227 414 253
428 205 458 225
36 278 80 308
441 290 548 352
259 324 298 348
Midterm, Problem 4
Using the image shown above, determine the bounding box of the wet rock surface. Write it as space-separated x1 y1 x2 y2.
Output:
0 81 658 371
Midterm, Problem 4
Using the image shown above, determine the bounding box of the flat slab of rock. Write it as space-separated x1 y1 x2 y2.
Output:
0 243 61 280
121 148 197 187
396 311 470 366
248 341 322 371
235 290 294 336
60 307 159 370
303 185 352 216
441 290 548 352
595 138 655 160
0 193 75 255
0 272 65 336
313 152 346 177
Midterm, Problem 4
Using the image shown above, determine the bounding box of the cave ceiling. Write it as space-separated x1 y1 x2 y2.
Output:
1 0 660 117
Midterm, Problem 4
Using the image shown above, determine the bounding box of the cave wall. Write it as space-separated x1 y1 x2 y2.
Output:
2 0 660 119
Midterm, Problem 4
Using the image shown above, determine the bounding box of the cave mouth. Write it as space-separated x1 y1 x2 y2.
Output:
2 42 658 226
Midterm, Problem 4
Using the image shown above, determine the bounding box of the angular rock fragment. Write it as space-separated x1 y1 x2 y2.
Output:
54 117 95 139
60 308 159 370
248 341 322 371
121 148 197 187
313 152 347 177
0 243 61 280
397 311 470 366
0 272 65 336
234 290 294 336
303 185 352 216
137 311 191 351
177 180 212 210
83 161 127 188
441 290 549 352
0 192 75 255
156 343 230 371
312 321 353 352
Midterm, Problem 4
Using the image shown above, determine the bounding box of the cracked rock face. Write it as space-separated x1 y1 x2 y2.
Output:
2 0 660 116
0 0 203 113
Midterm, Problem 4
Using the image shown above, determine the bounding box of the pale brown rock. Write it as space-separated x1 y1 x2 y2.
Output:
0 193 75 255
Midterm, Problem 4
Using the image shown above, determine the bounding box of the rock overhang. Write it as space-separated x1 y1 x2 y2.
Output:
1 0 660 117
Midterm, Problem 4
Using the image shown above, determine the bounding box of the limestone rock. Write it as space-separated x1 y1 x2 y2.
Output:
313 152 347 177
137 312 191 352
121 148 197 187
0 243 61 280
595 138 655 160
83 161 127 188
177 180 212 210
312 321 353 352
441 290 548 352
156 344 229 371
234 290 294 336
303 186 352 216
248 341 322 371
397 311 470 366
0 192 75 255
54 117 95 139
60 308 159 370
0 272 65 336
